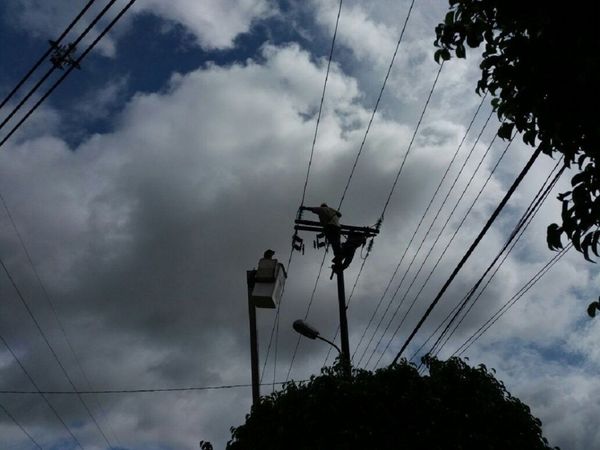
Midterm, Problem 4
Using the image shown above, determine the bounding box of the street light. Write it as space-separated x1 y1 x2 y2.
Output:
292 319 342 356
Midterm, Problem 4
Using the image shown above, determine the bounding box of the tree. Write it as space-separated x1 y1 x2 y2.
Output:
226 358 557 450
433 1 600 261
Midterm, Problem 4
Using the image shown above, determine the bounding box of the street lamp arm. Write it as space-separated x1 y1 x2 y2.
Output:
316 335 342 356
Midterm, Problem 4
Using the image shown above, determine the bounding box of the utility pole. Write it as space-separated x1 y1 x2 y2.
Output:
294 217 378 375
246 270 260 405
246 251 287 406
335 268 350 374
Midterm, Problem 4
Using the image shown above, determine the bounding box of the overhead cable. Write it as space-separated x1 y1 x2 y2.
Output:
336 0 416 209
267 0 343 386
352 99 490 365
391 144 544 364
0 380 306 395
0 0 119 133
368 135 512 369
358 123 502 368
0 401 43 449
454 244 572 357
0 0 137 148
0 191 122 446
0 0 97 111
0 256 112 447
299 0 343 207
0 333 85 449
429 162 565 358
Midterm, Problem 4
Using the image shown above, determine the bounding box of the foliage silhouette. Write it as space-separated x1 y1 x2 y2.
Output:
226 358 557 450
433 1 600 261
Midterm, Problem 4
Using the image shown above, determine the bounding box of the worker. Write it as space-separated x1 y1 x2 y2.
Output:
334 232 367 271
300 203 342 255
255 249 287 282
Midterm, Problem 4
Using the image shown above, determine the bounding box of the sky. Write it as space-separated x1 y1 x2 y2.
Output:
0 0 598 449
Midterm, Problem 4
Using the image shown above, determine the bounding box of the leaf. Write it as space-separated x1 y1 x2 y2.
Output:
587 302 599 318
523 129 536 146
571 171 588 187
441 48 451 61
456 43 466 58
445 10 455 25
497 122 514 140
592 230 600 257
546 223 563 251
581 232 595 262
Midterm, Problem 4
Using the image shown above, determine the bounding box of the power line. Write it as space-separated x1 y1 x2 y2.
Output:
0 401 43 450
377 63 444 225
428 162 565 358
336 0 416 209
0 0 119 133
0 0 136 148
357 119 501 368
352 97 490 365
291 1 420 377
0 192 122 446
454 244 572 357
299 0 343 207
0 0 97 111
0 255 113 448
0 333 85 449
391 144 544 364
287 60 443 378
324 61 445 372
285 249 329 381
368 136 512 369
263 0 344 386
0 380 306 395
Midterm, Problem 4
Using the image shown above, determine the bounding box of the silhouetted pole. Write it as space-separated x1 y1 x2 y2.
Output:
336 269 351 376
246 270 260 406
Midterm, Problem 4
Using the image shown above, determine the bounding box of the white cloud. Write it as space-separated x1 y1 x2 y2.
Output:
0 2 597 450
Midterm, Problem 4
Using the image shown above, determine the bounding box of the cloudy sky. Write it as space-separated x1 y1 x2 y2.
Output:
0 1 598 449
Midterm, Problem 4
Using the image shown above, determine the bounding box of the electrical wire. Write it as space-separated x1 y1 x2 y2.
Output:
0 381 308 395
0 0 119 133
390 144 544 364
336 0 416 209
357 118 500 367
0 0 97 111
351 98 490 365
0 255 113 448
0 191 122 446
0 0 137 148
285 249 329 381
428 162 565 358
0 333 85 449
299 0 343 207
0 401 43 450
368 135 512 369
293 1 422 375
264 0 343 386
454 244 572 357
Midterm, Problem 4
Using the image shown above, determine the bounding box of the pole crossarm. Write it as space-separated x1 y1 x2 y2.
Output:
294 220 379 237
